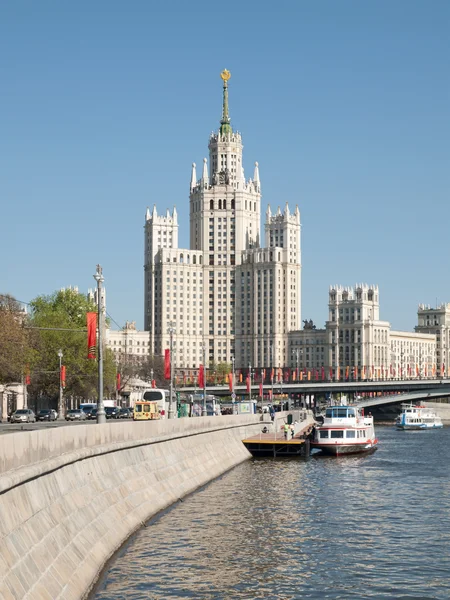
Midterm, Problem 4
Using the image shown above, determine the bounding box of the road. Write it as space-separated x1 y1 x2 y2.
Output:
0 418 132 435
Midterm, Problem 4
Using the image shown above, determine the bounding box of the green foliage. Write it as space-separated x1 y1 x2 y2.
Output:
27 288 116 400
0 294 31 384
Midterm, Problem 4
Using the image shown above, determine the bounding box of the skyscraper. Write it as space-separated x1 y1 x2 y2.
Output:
144 70 301 370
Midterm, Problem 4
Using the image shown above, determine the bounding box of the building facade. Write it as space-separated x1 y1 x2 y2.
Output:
287 284 437 380
144 70 301 370
416 303 450 377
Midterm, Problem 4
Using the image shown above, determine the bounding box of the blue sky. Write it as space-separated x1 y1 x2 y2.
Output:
1 0 449 331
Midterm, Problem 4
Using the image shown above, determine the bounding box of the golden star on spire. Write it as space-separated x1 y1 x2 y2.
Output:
220 69 231 83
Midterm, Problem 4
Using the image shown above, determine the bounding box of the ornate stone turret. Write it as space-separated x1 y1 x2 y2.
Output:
190 162 197 191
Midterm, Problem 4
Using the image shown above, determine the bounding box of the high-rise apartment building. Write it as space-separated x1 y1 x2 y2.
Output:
144 70 301 369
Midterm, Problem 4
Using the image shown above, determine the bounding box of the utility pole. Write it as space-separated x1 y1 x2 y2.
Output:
260 368 264 413
202 342 207 416
57 349 63 420
94 265 106 424
168 322 175 419
231 356 236 414
248 363 252 406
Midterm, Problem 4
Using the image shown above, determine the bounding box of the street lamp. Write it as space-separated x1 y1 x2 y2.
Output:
270 342 274 405
231 356 236 412
168 322 175 419
202 342 207 416
248 363 253 406
93 264 106 424
57 349 64 420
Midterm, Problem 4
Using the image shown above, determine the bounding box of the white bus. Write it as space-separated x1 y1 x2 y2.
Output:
142 389 170 418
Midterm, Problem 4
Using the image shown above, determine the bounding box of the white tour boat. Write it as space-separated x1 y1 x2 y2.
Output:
395 403 443 430
311 405 378 456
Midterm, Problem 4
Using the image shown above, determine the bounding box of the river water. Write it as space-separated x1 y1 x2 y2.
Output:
92 426 450 599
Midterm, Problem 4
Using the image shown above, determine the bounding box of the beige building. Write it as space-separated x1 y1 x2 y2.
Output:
416 303 450 376
144 71 301 370
106 321 151 365
389 330 436 379
287 284 437 380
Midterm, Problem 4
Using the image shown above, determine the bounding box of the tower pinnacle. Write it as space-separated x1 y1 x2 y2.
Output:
220 69 232 136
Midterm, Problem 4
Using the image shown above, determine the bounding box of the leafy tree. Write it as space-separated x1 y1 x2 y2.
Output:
0 294 31 384
27 288 116 404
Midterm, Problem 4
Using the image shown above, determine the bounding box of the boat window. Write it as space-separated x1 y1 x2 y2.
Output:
336 409 347 418
325 409 333 418
319 430 329 438
330 430 344 438
347 409 355 417
346 430 356 438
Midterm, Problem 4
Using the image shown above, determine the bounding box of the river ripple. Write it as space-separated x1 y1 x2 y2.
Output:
92 426 450 599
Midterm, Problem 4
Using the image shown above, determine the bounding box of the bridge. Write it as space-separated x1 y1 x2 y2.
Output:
179 378 450 398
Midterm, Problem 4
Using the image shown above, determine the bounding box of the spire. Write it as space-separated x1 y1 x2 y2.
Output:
145 207 151 221
202 157 209 185
253 161 260 188
190 162 197 191
219 69 232 136
173 207 178 223
266 204 272 219
284 202 290 217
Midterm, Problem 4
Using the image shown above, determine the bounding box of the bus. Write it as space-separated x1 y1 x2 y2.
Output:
141 388 170 418
133 400 160 420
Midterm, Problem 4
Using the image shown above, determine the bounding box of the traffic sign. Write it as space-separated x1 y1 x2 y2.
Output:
231 393 236 401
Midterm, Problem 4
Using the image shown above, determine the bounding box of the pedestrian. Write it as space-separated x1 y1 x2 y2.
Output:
290 423 295 439
284 423 289 439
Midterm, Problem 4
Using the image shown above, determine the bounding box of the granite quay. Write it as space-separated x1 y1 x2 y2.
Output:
0 411 310 599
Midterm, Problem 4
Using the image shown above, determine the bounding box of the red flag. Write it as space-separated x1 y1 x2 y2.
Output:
246 374 251 393
151 379 156 388
87 312 97 359
259 382 263 397
198 364 204 388
329 367 333 380
321 366 325 380
228 372 233 392
116 372 121 390
25 365 31 386
164 349 171 379
60 365 66 388
268 389 273 399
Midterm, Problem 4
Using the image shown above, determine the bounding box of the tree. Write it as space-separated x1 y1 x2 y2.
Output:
27 288 116 404
0 294 31 384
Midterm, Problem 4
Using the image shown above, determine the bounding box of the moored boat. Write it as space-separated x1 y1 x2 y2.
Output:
311 405 378 456
396 403 443 430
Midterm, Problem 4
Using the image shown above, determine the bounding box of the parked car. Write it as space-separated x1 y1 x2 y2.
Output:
37 408 57 422
88 408 98 420
105 406 120 419
118 408 133 419
65 409 87 421
11 409 36 423
80 405 96 418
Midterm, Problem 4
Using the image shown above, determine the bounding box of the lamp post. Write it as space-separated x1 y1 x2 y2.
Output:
270 342 274 406
168 322 175 419
93 265 106 424
202 342 207 416
260 368 264 413
57 349 63 420
231 356 236 413
248 363 252 406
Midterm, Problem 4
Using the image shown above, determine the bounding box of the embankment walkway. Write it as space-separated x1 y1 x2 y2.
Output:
0 413 305 599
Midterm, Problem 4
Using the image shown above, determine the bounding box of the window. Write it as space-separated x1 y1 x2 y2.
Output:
330 430 344 439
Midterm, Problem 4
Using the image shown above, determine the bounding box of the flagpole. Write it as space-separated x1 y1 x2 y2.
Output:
94 265 106 424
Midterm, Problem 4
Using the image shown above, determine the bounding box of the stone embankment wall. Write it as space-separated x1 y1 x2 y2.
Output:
425 401 450 424
0 415 268 600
